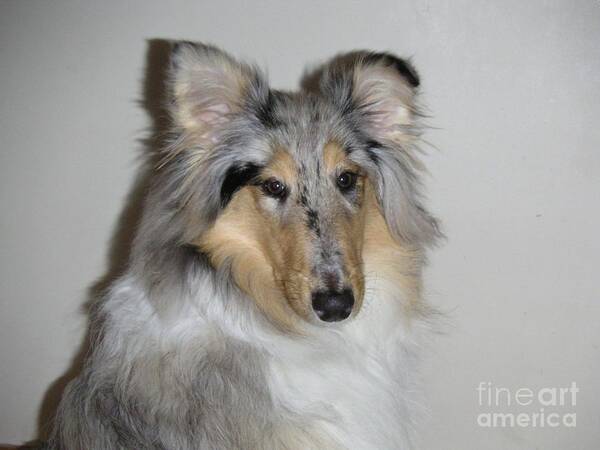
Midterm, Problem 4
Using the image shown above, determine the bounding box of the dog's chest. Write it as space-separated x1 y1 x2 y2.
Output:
265 308 418 449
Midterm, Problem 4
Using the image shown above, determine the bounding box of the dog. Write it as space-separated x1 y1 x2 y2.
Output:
48 41 440 450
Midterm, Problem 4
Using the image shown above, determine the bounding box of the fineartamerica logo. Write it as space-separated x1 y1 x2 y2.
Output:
476 381 578 428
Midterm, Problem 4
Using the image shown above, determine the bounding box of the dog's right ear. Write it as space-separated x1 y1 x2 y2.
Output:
168 41 268 147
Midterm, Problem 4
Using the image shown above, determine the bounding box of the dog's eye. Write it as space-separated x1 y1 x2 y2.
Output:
262 178 287 198
336 171 357 191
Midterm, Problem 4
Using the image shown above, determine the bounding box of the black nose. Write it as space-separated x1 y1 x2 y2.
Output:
311 289 354 322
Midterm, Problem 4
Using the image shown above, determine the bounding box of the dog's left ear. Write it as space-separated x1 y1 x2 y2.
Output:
310 51 420 145
352 53 420 147
308 52 440 246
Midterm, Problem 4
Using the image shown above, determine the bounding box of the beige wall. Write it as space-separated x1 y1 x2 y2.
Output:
1 1 599 448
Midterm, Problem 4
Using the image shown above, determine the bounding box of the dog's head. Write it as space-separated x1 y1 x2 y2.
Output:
164 42 439 329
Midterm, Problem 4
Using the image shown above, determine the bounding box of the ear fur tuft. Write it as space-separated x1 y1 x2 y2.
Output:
168 41 268 147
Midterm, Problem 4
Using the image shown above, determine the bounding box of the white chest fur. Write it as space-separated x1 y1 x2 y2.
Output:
264 284 426 450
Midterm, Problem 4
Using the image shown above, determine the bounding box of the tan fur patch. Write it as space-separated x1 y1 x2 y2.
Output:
194 149 311 331
333 207 366 317
362 182 424 314
195 187 301 331
262 148 298 186
323 142 347 172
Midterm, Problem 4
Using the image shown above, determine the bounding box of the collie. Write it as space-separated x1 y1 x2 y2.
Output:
48 42 440 449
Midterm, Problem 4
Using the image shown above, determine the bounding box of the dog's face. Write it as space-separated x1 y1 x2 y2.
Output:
166 43 439 329
199 142 368 325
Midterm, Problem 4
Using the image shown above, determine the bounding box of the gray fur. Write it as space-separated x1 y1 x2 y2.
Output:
47 42 439 449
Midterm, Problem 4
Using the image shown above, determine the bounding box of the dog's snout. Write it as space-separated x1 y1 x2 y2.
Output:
311 288 354 322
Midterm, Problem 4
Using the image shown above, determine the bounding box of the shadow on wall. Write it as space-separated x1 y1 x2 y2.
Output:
25 39 174 447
